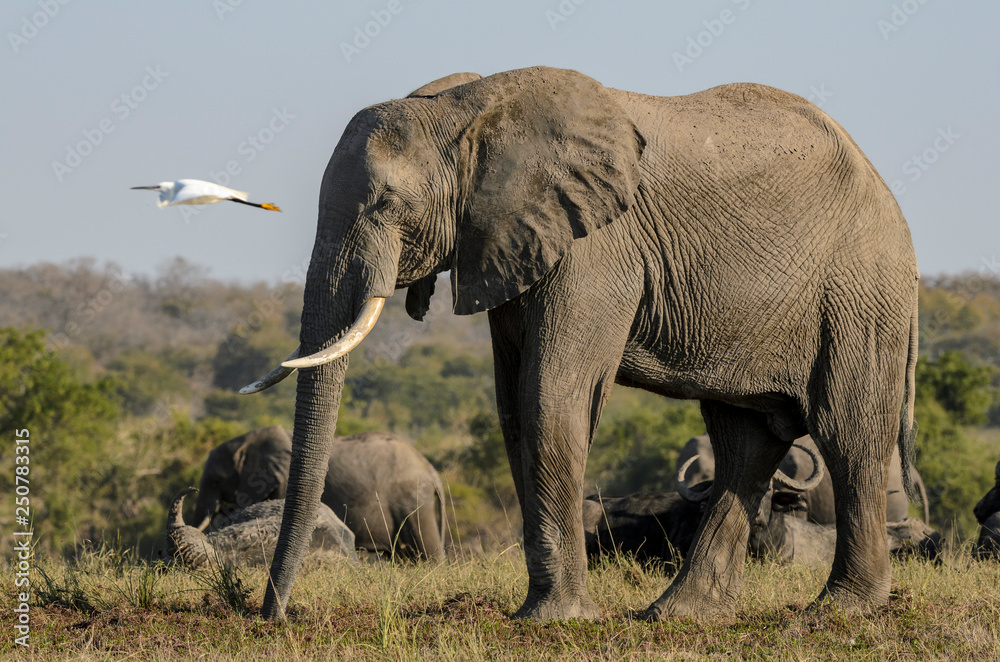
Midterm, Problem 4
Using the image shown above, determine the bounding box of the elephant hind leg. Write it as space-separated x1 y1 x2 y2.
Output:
807 319 906 609
646 401 790 619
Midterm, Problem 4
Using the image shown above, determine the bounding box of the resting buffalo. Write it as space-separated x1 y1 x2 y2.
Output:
677 434 929 524
583 444 824 569
973 461 1000 559
587 444 940 569
162 488 357 568
582 491 701 571
750 494 942 567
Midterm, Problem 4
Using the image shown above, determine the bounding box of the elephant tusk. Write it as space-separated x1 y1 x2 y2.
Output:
239 347 301 394
282 298 385 369
773 443 826 492
676 455 713 503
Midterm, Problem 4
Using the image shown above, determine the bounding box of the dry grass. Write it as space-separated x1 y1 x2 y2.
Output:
5 542 1000 661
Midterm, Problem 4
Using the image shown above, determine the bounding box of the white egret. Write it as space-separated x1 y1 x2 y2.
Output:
131 179 281 211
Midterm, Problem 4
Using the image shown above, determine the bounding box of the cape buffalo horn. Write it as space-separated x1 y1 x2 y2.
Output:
282 297 386 369
773 443 825 492
676 455 713 503
167 487 199 533
239 347 300 394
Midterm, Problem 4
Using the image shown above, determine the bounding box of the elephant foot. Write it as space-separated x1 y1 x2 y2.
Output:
513 590 601 622
811 574 890 613
644 573 737 621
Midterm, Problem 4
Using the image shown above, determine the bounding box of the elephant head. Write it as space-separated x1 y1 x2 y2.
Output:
243 67 645 618
191 426 292 531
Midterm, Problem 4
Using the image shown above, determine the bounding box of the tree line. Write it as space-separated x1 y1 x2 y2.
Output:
0 259 997 557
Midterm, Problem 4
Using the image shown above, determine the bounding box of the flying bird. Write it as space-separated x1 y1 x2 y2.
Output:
131 179 281 211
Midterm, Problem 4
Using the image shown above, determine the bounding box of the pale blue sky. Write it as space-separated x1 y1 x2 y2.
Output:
3 1 997 283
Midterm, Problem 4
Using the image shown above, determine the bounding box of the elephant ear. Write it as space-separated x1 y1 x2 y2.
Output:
231 440 249 476
404 73 481 317
407 72 482 98
450 67 645 315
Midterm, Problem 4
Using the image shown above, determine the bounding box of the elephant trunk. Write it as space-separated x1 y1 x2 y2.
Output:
261 360 346 618
261 228 399 620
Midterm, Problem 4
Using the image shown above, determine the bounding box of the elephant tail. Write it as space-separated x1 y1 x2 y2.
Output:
897 298 922 508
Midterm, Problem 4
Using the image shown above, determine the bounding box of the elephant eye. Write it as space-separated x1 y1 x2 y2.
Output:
369 191 414 220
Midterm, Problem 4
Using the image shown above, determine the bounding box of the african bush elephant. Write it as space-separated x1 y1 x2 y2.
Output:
192 426 292 531
243 66 920 621
163 488 356 568
677 435 930 524
322 431 446 561
192 427 446 560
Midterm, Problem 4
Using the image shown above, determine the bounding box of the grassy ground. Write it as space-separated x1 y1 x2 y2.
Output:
4 540 1000 661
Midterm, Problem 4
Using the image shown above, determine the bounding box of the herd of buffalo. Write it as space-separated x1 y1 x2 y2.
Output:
162 426 1000 571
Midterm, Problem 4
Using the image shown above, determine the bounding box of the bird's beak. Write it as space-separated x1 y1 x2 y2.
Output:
131 185 159 190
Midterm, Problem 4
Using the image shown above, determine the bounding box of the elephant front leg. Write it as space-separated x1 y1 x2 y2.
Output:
514 410 600 621
646 402 790 619
489 302 628 621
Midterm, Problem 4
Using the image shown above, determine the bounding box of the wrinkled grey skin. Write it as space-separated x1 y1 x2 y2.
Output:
193 426 292 531
677 435 929 525
192 427 445 561
582 492 704 571
323 431 446 561
255 66 920 621
163 488 356 568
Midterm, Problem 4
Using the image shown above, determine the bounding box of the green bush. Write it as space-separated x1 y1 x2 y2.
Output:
914 352 1000 537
